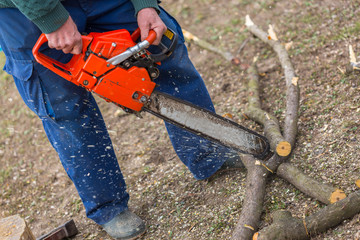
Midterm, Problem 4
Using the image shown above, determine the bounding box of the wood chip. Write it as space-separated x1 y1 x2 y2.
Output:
349 45 356 63
182 29 199 42
291 77 299 86
245 15 254 27
268 24 278 41
244 224 255 230
284 41 293 51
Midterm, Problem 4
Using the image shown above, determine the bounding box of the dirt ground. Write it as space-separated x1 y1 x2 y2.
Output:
1 0 360 239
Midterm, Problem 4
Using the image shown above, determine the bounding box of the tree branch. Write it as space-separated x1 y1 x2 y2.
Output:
255 191 360 240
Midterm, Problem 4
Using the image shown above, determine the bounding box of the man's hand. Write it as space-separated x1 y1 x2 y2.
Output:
137 8 167 45
45 16 82 54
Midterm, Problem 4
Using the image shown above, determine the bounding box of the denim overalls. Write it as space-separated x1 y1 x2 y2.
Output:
0 0 237 225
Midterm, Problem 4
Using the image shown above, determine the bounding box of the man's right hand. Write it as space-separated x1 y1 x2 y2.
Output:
45 16 82 54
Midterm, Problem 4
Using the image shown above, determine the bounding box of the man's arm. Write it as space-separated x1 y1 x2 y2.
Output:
10 0 69 33
11 0 166 54
45 7 166 55
131 0 166 44
10 0 82 54
137 8 167 45
45 16 82 54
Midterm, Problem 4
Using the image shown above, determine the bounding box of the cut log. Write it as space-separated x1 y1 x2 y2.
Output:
277 162 346 204
231 155 270 240
0 215 35 240
254 191 360 240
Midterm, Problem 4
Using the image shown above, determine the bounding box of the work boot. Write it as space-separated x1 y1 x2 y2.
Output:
101 210 146 240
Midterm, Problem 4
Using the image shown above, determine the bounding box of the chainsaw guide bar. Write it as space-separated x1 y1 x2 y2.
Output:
145 91 271 159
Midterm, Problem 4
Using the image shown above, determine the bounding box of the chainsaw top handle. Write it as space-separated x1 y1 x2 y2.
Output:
131 28 178 62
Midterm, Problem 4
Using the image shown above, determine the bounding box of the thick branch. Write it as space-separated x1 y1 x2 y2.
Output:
245 63 291 157
245 15 299 150
254 191 360 240
277 163 346 205
231 155 270 240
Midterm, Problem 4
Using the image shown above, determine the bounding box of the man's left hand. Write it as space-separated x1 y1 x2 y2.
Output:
137 8 166 45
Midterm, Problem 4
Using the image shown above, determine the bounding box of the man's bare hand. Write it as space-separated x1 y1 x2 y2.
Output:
137 8 166 45
45 16 82 54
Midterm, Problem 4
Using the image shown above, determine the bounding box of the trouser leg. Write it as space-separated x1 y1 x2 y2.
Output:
0 7 128 225
83 1 239 180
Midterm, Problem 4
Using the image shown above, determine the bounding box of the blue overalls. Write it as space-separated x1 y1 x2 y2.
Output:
0 0 238 225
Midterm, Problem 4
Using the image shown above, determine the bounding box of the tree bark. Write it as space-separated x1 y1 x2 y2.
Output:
231 155 270 240
245 63 291 157
255 191 360 240
277 163 346 205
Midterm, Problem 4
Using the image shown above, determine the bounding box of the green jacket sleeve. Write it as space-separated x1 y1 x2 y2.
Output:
131 0 160 16
9 0 69 33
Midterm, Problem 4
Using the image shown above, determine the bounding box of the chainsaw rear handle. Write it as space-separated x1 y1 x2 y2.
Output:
32 34 93 81
32 29 158 80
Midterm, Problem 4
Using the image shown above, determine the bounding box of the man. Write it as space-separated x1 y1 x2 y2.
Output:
0 0 242 239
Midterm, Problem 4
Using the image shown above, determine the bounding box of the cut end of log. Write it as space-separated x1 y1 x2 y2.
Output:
245 15 254 27
182 29 199 42
0 215 35 240
276 141 292 157
330 189 346 204
253 232 259 240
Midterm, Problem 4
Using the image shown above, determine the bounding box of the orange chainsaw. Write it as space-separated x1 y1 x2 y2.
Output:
32 28 271 159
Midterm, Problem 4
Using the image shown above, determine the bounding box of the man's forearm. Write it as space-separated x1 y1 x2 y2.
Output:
130 0 160 16
9 0 69 33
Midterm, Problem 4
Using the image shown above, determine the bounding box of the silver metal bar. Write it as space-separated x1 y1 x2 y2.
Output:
107 40 150 66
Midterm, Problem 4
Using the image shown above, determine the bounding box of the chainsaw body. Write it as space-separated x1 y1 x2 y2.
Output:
32 29 171 111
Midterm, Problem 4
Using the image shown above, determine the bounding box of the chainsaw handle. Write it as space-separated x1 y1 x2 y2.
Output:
131 28 157 45
32 33 92 81
131 28 178 62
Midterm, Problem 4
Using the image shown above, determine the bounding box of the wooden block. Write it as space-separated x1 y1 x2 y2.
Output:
0 215 35 240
